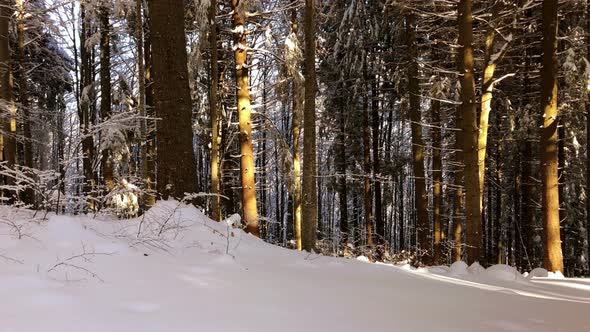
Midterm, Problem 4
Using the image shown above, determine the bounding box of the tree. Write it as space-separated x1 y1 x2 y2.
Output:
0 0 16 190
79 2 96 210
301 0 318 251
99 4 113 193
540 0 563 272
406 13 429 262
287 9 303 250
457 0 482 264
231 0 259 237
16 0 33 204
147 0 198 199
209 0 222 222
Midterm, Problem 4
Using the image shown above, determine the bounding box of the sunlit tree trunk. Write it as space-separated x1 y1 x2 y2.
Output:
406 13 429 263
0 0 16 197
301 0 317 251
209 0 222 222
540 0 564 272
231 0 259 236
457 0 481 264
290 9 303 249
148 0 198 199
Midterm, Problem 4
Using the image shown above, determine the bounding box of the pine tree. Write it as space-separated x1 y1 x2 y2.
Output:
540 0 564 273
231 0 259 237
147 0 198 199
457 0 482 264
302 0 318 251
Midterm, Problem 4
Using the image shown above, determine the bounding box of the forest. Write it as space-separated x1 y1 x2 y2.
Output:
0 0 587 279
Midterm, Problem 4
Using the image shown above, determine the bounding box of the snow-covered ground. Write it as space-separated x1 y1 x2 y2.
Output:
1 201 589 332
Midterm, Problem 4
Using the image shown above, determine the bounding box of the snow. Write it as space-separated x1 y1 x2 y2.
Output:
1 201 589 332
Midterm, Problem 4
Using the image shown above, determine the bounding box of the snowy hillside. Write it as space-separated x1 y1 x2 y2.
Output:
0 201 589 332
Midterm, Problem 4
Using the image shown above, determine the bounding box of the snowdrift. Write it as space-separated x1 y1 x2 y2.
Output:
0 201 589 332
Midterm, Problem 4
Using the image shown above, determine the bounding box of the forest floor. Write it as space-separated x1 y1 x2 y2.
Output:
0 200 589 332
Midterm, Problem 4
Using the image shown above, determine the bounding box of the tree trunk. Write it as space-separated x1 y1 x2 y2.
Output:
0 0 16 198
372 71 383 248
148 0 198 200
362 67 373 255
99 6 113 193
290 9 303 250
209 0 222 222
231 0 259 236
432 96 443 264
143 5 156 206
478 4 501 214
406 13 430 263
79 4 96 210
457 0 482 264
135 0 152 211
338 83 349 253
302 0 317 251
16 0 33 204
540 0 563 272
586 0 590 275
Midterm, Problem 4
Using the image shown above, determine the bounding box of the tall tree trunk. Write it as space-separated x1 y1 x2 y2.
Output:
586 0 590 275
80 4 95 210
362 67 373 255
143 4 156 206
406 13 430 263
338 83 349 253
99 6 113 193
16 0 33 204
540 0 563 272
148 0 198 200
290 9 303 250
457 0 482 264
135 0 151 210
0 0 16 197
209 0 222 221
372 70 383 248
231 0 259 236
432 96 443 264
478 4 501 214
302 0 317 251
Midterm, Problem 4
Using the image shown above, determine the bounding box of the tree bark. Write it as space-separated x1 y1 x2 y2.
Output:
79 4 96 210
586 0 590 275
372 70 383 248
147 0 198 200
231 0 259 236
99 5 113 193
302 0 317 251
432 95 443 264
540 0 564 272
457 0 482 264
16 0 33 204
209 0 222 222
290 9 303 250
338 83 349 253
0 0 16 198
135 0 153 210
362 67 373 255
